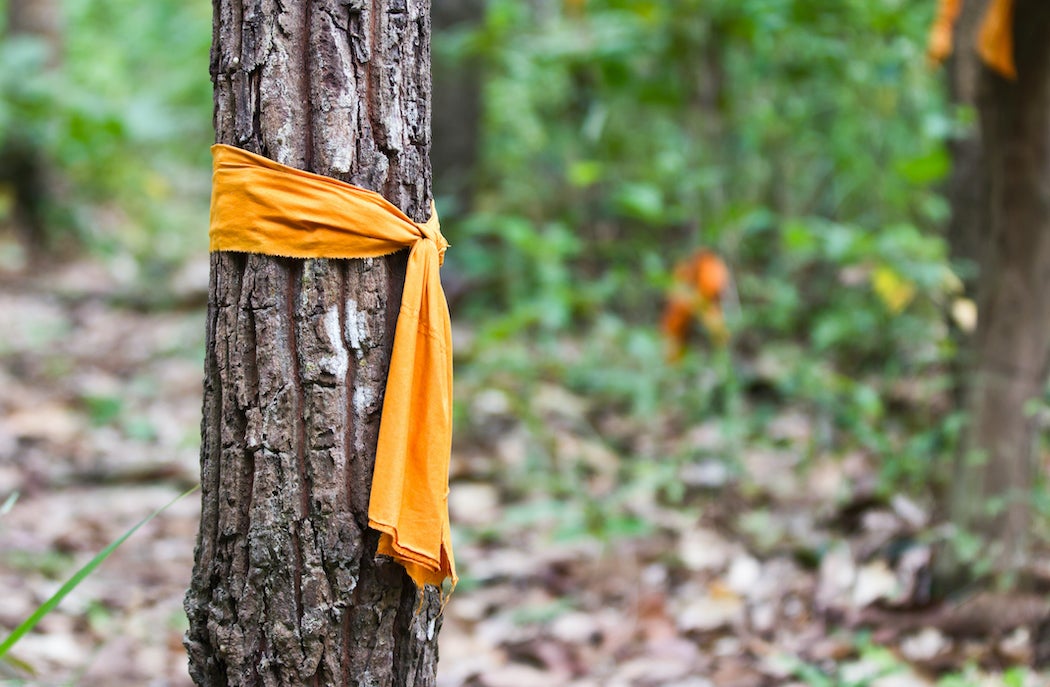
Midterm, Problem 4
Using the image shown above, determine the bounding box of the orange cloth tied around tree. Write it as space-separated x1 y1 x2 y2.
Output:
209 143 455 590
928 0 1016 79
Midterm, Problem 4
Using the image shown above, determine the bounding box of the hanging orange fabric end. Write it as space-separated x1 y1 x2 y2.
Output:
209 144 457 591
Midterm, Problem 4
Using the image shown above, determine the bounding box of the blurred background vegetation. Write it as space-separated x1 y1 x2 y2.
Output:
0 0 1000 557
0 0 212 271
435 0 974 544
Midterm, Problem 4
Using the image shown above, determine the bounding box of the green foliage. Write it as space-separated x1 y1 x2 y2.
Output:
937 666 1037 687
443 0 962 517
0 0 212 262
451 0 950 323
785 641 1039 687
786 643 902 687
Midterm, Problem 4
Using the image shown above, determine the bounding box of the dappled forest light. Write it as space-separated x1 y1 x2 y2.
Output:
2 0 1050 685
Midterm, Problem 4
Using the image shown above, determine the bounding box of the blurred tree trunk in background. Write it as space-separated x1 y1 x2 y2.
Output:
940 0 987 466
183 2 443 685
950 0 1050 579
943 0 986 290
431 0 482 212
6 0 62 64
939 1 987 533
0 0 62 254
431 0 482 306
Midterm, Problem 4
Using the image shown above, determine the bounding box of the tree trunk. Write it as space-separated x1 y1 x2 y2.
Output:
944 0 987 285
431 0 482 211
7 0 62 65
1 0 62 254
183 2 443 686
951 0 1050 577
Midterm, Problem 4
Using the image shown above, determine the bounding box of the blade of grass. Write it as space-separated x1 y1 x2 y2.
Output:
0 650 35 678
0 491 18 517
0 484 199 659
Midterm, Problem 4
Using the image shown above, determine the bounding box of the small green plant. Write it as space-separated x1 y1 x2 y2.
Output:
0 485 198 671
937 665 1035 687
784 642 905 687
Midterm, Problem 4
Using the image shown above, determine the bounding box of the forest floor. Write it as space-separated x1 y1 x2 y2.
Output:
1 250 1049 687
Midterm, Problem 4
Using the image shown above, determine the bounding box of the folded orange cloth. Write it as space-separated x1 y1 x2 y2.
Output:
209 143 455 589
928 0 1016 79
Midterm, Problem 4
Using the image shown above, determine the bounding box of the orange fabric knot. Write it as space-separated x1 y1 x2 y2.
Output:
418 206 450 267
208 144 456 590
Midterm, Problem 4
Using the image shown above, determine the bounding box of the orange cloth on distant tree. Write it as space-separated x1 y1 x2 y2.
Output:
977 0 1016 79
928 0 1016 79
662 250 730 360
927 0 961 63
209 143 455 590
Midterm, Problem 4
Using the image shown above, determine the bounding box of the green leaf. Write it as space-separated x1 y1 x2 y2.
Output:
0 491 18 517
613 183 664 223
81 394 124 426
896 147 950 185
567 160 603 187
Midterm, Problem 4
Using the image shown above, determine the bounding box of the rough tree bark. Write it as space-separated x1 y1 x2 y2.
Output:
183 2 443 685
950 0 1050 577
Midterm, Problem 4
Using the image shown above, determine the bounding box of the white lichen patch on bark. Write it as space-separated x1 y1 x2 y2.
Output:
320 304 349 378
353 383 374 415
344 298 369 353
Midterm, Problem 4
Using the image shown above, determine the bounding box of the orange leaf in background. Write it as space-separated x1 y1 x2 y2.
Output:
692 251 729 302
663 304 694 364
662 249 731 361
